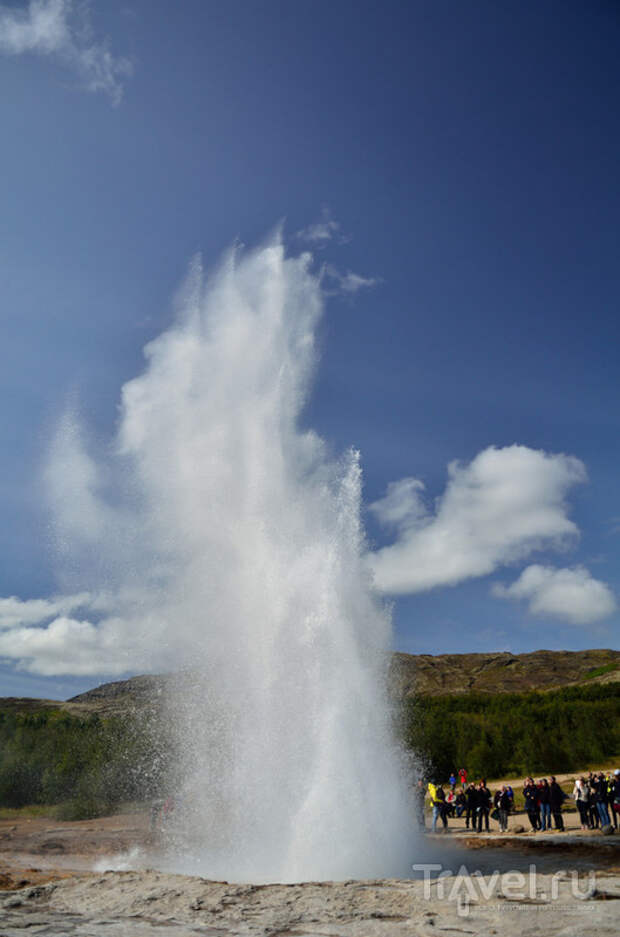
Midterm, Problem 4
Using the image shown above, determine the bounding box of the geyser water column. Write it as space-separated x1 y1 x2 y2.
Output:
53 235 414 881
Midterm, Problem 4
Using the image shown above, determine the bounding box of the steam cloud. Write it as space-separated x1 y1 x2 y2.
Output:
7 235 413 880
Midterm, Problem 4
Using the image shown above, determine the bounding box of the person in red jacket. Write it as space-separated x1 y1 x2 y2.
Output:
459 767 467 787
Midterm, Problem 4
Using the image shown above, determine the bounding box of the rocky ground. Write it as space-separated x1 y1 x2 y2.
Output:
0 810 619 936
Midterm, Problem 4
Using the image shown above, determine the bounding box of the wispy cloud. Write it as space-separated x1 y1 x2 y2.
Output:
324 265 381 294
0 0 132 105
369 445 587 594
296 207 350 247
492 564 617 625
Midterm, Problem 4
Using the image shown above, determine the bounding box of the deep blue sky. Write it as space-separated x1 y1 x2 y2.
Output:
1 0 619 698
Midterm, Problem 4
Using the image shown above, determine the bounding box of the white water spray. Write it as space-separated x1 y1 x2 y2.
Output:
50 235 414 880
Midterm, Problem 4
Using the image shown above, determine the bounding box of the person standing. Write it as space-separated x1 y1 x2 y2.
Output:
459 767 467 788
477 780 491 833
572 777 590 829
494 785 511 832
594 772 611 827
523 778 539 831
588 776 600 829
465 783 478 830
549 776 565 831
415 778 426 829
449 772 457 791
612 770 620 829
428 782 448 833
606 772 618 830
538 779 552 831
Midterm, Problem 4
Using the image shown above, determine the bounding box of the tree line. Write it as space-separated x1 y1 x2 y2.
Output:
0 708 170 818
0 682 618 817
401 682 620 781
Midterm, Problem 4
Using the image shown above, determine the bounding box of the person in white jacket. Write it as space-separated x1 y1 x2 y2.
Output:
572 778 590 829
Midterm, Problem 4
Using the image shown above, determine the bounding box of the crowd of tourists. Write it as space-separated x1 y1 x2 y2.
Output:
418 767 620 834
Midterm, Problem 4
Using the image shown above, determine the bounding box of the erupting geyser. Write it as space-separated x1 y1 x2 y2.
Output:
50 235 414 881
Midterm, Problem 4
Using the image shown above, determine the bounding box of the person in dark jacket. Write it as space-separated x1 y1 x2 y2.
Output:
493 785 511 832
523 778 540 831
549 776 565 831
606 773 618 830
415 778 426 828
477 780 491 832
465 783 478 830
587 773 600 828
538 779 552 831
594 773 611 827
611 770 620 829
455 788 466 818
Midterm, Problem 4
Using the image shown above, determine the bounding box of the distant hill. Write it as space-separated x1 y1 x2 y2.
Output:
1 648 617 718
389 647 620 698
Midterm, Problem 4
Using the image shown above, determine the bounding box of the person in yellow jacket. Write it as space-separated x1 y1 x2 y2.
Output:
428 781 447 832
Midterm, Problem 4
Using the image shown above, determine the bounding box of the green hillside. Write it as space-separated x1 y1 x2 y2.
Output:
402 682 620 780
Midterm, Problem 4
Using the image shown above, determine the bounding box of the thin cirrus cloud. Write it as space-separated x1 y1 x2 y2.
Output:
0 0 132 105
492 565 617 625
323 265 381 294
295 207 350 247
368 445 589 595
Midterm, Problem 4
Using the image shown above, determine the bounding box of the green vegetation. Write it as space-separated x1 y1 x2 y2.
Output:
402 682 620 781
0 708 169 819
583 662 618 680
1 680 618 818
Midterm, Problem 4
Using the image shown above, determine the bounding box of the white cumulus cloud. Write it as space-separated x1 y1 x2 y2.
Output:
368 445 587 594
0 615 137 676
0 0 132 104
0 591 145 675
0 592 93 629
492 564 617 625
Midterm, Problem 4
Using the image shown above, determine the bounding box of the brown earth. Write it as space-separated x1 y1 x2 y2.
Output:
0 809 619 937
390 647 620 698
